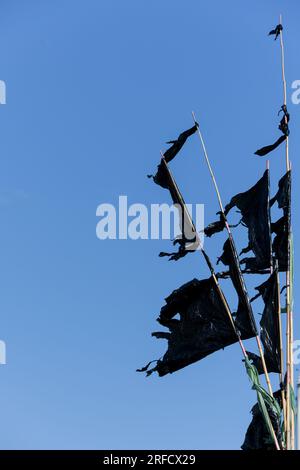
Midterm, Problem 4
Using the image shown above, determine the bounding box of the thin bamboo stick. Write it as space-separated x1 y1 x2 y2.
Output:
276 264 287 437
161 156 248 356
191 111 274 396
279 14 294 449
191 113 281 450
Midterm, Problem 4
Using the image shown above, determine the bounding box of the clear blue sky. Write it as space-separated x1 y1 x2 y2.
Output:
0 0 299 450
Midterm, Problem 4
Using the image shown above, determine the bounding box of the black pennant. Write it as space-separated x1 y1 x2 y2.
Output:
255 105 289 157
163 123 199 163
205 171 272 273
255 135 286 157
241 390 283 450
268 24 283 41
271 171 291 271
150 159 200 261
138 277 237 377
217 238 257 339
246 270 281 375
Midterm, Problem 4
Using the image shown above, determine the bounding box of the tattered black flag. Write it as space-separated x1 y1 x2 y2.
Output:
217 238 257 339
270 170 291 271
254 135 286 157
270 169 291 210
272 217 289 271
147 123 198 187
149 159 200 261
268 24 283 41
205 171 272 273
245 351 279 376
241 390 283 450
163 123 199 163
204 212 226 237
225 170 272 272
137 276 237 377
246 271 281 375
255 105 289 157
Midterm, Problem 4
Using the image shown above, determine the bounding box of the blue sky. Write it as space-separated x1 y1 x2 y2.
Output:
0 0 299 450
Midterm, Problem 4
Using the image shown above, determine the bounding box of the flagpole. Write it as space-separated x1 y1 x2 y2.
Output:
276 263 287 436
192 111 274 397
297 374 300 450
279 14 294 449
268 157 287 441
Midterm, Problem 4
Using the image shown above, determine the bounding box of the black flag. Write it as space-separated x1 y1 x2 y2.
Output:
268 24 283 41
137 277 237 376
163 123 199 163
205 171 272 273
270 171 291 271
245 351 279 376
254 135 286 157
225 170 272 272
241 390 283 450
255 105 289 157
151 159 200 261
246 270 281 375
218 238 257 339
204 212 226 237
147 123 198 186
147 124 199 187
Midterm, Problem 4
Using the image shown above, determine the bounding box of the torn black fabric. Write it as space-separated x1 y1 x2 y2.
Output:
268 24 283 40
204 212 226 237
223 170 272 273
255 105 289 157
270 170 291 211
278 105 290 136
241 390 282 450
253 271 281 375
245 352 279 376
149 159 200 261
139 277 237 377
270 170 291 271
204 172 272 273
163 123 199 163
255 134 286 157
272 216 289 272
147 160 170 189
217 238 257 339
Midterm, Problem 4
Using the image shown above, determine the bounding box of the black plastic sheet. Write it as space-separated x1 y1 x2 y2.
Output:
268 24 283 40
163 123 199 163
255 105 289 157
244 351 278 375
270 171 291 271
137 277 237 377
149 159 200 261
204 171 272 273
224 170 272 273
255 134 286 157
247 271 281 375
241 390 283 450
218 238 257 339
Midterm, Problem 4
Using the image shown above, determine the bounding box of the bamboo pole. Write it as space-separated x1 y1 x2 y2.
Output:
268 159 287 441
160 156 247 354
191 113 281 450
191 111 274 396
276 263 287 437
279 14 294 449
